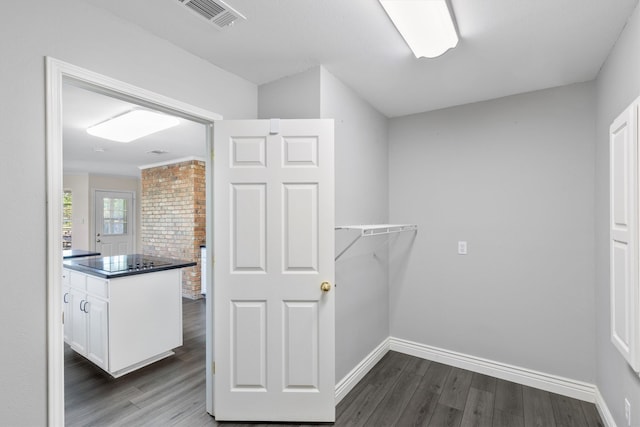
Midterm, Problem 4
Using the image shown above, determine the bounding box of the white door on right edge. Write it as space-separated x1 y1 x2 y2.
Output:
214 119 335 422
610 101 640 372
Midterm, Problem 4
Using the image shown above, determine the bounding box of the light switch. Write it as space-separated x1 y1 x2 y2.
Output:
458 241 468 255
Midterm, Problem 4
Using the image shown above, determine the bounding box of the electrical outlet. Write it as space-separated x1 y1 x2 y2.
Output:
458 241 468 255
625 398 631 426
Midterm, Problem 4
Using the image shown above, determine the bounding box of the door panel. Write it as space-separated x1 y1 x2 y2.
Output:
283 184 318 272
215 119 334 422
283 301 319 390
231 184 266 272
231 301 267 390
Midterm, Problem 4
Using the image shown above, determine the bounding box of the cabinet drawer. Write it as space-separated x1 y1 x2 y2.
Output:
87 276 108 299
69 270 86 291
62 269 71 286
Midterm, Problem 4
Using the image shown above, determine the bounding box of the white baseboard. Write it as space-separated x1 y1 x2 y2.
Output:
595 388 618 427
335 338 390 404
389 337 597 403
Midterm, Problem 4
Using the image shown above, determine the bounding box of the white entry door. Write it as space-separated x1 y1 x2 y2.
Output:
214 119 335 422
95 190 134 256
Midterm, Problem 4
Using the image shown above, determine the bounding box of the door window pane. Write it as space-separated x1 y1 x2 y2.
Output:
103 197 128 235
62 190 72 249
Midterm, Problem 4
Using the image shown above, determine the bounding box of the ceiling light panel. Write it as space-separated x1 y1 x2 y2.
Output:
86 110 180 143
380 0 458 58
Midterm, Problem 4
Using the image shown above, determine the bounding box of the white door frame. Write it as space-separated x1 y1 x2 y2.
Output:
45 57 221 426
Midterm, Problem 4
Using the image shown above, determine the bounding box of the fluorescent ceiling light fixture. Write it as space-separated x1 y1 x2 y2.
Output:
86 110 180 143
379 0 458 58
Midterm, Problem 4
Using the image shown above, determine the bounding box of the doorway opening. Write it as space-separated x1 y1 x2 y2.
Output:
46 58 220 425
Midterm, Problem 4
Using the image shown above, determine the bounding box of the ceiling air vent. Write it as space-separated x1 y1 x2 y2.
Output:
177 0 246 29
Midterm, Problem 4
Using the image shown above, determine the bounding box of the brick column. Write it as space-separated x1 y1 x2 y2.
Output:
141 160 205 299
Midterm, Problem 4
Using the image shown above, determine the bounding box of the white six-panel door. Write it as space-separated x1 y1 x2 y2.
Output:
610 101 640 372
214 119 335 421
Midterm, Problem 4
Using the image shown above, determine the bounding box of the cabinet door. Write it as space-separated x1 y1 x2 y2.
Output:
63 285 72 344
69 288 87 355
86 296 109 371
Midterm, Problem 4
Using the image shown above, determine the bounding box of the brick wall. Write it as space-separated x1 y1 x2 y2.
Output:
141 160 206 299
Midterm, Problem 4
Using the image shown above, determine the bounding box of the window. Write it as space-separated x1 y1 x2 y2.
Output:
62 190 72 249
103 197 128 235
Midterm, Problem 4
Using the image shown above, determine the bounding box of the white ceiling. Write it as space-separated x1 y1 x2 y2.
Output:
82 0 639 117
66 0 639 176
63 83 206 177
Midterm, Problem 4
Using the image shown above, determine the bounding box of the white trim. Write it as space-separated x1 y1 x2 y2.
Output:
595 388 618 427
138 156 207 170
46 55 65 427
334 338 390 404
46 57 221 426
389 337 597 402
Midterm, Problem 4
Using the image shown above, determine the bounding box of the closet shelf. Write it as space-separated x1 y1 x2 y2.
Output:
335 224 418 261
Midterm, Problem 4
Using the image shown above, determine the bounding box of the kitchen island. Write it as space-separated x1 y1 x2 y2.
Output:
63 254 196 377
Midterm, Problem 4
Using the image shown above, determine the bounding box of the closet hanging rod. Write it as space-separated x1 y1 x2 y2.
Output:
334 224 418 261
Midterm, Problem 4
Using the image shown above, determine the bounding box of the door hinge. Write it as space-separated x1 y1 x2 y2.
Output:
62 311 64 324
212 361 216 375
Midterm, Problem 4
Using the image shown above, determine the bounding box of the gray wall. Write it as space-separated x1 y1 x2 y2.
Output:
320 68 390 382
258 67 390 383
595 3 640 426
388 83 597 383
0 1 256 424
258 67 320 119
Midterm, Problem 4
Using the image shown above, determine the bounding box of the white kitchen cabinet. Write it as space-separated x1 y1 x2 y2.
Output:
68 287 88 355
65 270 109 371
86 296 108 370
62 266 182 377
62 269 71 343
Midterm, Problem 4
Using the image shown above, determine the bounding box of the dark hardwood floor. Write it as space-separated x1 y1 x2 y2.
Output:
65 298 604 427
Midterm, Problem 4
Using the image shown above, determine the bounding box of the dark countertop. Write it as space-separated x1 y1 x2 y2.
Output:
63 249 101 259
63 254 197 279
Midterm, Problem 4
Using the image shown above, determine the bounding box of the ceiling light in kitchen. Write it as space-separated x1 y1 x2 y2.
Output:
379 0 458 58
86 110 180 143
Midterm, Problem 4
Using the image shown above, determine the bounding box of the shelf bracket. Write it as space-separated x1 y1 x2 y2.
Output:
335 224 418 261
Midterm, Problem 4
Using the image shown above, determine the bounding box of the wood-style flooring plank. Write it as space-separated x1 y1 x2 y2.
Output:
460 388 494 427
493 409 525 427
470 372 497 393
421 361 452 395
494 378 524 416
335 352 412 426
335 352 394 420
364 357 431 425
579 400 605 427
394 388 440 427
438 367 474 410
427 403 464 427
523 385 557 427
549 392 588 427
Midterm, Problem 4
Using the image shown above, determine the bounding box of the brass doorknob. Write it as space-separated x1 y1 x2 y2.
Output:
320 281 332 292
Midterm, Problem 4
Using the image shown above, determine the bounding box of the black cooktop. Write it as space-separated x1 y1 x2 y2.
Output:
78 254 172 273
